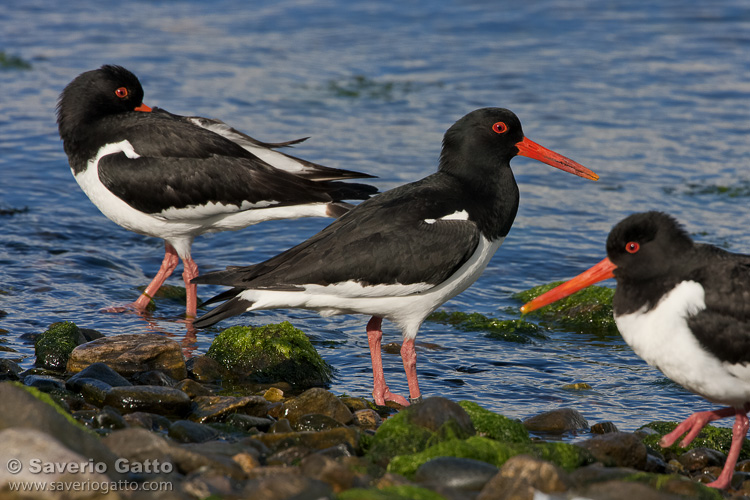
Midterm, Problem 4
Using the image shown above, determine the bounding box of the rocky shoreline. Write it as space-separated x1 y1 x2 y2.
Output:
0 322 748 499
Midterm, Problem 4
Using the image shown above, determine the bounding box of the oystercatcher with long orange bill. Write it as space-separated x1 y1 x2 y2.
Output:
193 107 598 406
521 211 750 489
56 65 378 319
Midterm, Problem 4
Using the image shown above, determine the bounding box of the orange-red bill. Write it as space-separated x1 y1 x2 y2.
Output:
520 257 617 314
516 137 599 181
134 103 152 112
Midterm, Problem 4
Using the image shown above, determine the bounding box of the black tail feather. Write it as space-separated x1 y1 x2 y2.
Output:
193 295 254 329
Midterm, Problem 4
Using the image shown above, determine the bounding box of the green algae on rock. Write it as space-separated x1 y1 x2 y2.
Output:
427 311 545 343
35 321 83 371
387 435 593 479
515 282 618 335
458 400 530 443
640 421 750 460
207 322 333 387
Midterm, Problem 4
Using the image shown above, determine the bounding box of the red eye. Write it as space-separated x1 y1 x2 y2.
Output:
626 241 640 254
492 121 508 134
115 87 128 98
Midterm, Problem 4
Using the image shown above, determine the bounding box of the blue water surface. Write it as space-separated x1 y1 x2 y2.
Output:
2 0 750 432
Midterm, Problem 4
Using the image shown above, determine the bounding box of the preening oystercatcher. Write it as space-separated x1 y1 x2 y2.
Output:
193 107 598 406
56 65 377 319
521 211 750 489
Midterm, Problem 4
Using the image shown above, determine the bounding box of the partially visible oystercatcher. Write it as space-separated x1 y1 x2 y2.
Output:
56 65 377 319
521 211 750 489
193 107 598 406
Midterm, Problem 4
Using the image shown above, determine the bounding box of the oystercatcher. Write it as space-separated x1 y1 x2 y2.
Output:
193 107 598 406
521 211 750 489
56 65 377 319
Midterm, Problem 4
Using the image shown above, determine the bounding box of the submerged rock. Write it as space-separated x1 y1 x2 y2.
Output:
206 322 333 387
427 310 545 343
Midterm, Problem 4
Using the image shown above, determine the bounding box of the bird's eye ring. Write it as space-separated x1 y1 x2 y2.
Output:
625 241 640 254
115 87 129 98
492 122 508 134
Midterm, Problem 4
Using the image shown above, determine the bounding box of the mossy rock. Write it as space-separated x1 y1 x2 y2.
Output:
387 435 593 479
622 471 724 499
427 311 546 343
515 282 618 335
338 485 448 500
458 401 530 443
640 421 750 460
367 399 475 465
206 322 333 387
34 321 84 371
11 382 94 435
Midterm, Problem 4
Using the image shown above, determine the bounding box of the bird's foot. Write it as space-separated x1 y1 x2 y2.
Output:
408 395 423 405
373 388 410 407
660 407 735 448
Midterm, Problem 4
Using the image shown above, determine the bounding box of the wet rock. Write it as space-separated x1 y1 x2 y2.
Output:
266 445 315 466
677 446 726 472
206 322 333 386
186 354 228 382
341 396 371 412
279 387 353 426
0 428 116 493
0 358 22 381
169 419 220 443
409 397 475 435
352 408 382 430
415 456 499 491
263 386 284 402
174 377 212 398
576 479 685 500
0 382 124 477
93 406 127 431
477 454 571 500
255 427 361 455
295 413 346 432
35 321 86 371
460 400 530 443
131 369 177 386
269 418 294 433
67 333 187 380
190 394 268 423
240 471 333 500
122 411 172 431
523 408 589 434
24 373 66 392
75 378 114 406
225 413 274 432
299 453 369 493
577 432 648 469
103 385 191 416
67 362 132 390
639 421 750 460
591 421 619 434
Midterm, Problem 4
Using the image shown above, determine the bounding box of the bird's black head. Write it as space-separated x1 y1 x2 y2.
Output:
438 108 597 185
606 211 694 282
57 65 147 141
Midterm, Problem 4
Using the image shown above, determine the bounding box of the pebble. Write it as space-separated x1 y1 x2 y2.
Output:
522 407 589 433
577 431 648 469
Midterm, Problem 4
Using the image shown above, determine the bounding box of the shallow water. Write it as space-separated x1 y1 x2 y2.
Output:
2 0 750 433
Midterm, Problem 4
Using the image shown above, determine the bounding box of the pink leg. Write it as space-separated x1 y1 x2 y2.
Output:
181 255 199 319
401 338 422 404
366 316 409 406
660 406 736 448
707 411 748 489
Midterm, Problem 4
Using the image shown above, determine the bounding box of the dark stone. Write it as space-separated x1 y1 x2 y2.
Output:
408 397 475 436
591 421 619 434
523 408 589 434
75 378 114 406
66 362 132 390
122 411 172 432
175 378 212 397
131 369 177 387
240 472 333 500
577 432 648 469
266 445 315 466
478 455 571 500
279 388 353 426
294 413 346 432
225 413 274 432
93 406 127 430
169 419 220 443
299 454 369 492
351 408 382 430
24 374 66 392
269 418 294 434
186 355 228 383
415 456 499 491
103 385 192 416
577 479 686 500
190 394 268 423
677 446 726 472
0 359 22 381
